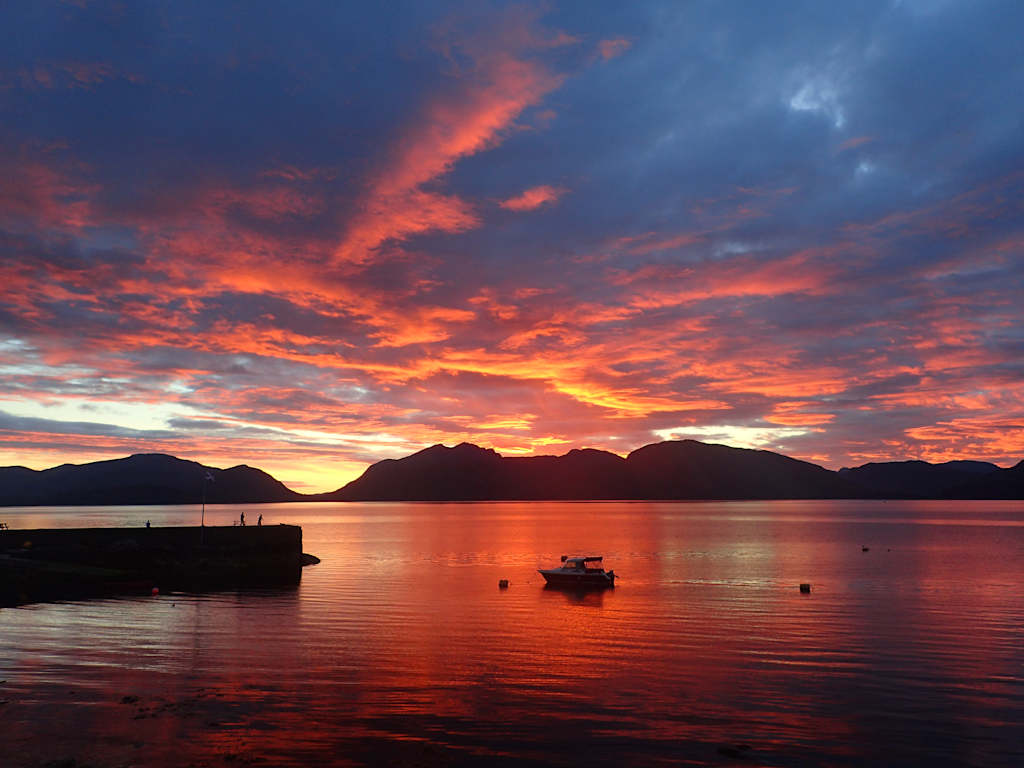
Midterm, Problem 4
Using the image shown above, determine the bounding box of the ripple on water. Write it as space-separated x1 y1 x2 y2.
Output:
1 500 1022 767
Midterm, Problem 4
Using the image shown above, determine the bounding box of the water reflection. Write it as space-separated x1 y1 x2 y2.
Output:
1 500 1022 767
541 585 610 606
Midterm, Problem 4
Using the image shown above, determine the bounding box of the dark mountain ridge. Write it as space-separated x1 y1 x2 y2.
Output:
1 442 1021 506
946 460 1024 499
331 443 637 501
624 441 858 500
328 441 1021 501
837 459 1000 498
0 453 301 507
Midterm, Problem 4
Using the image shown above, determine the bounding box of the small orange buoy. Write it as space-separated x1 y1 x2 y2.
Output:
151 587 159 596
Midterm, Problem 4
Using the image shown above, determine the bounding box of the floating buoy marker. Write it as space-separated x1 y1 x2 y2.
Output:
799 583 811 593
151 587 159 596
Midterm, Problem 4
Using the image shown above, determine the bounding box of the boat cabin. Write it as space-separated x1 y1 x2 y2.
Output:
561 556 605 572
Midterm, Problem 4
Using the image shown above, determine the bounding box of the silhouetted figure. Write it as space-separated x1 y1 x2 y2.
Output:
145 520 150 528
240 512 246 527
257 514 263 527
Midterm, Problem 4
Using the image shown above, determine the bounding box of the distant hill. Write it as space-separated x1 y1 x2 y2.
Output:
0 454 302 507
838 460 1000 498
330 443 635 501
946 460 1024 499
624 440 863 499
2 443 1021 506
328 440 867 501
331 443 505 501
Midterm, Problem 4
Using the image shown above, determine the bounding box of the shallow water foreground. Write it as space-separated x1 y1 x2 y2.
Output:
2 500 1022 766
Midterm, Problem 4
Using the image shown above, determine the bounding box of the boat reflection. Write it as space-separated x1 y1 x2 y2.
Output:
542 583 611 606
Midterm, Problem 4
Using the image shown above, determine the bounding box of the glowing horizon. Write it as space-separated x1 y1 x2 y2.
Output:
1 2 1022 493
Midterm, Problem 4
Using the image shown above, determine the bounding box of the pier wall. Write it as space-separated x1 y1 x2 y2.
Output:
0 525 307 606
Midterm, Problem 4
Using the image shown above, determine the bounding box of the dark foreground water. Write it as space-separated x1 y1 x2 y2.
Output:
1 500 1022 767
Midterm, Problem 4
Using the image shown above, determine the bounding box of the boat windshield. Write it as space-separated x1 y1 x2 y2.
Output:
561 558 604 571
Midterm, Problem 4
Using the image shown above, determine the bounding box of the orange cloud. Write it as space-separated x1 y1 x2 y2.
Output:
765 401 837 426
598 38 632 60
333 16 567 265
903 416 1024 463
500 184 565 211
0 150 97 231
614 231 703 255
607 246 845 310
207 184 324 221
837 135 873 152
11 61 139 91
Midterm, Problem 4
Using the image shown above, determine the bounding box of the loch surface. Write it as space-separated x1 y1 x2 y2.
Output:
2 500 1022 766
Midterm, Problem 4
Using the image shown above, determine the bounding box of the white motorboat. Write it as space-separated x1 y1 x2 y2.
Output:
538 555 615 588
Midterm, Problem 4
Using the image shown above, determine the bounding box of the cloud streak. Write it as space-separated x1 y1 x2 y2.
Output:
500 184 566 211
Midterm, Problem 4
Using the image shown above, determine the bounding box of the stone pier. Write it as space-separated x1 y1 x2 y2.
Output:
0 525 316 606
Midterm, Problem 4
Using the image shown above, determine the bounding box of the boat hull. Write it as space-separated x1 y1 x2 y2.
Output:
538 569 615 588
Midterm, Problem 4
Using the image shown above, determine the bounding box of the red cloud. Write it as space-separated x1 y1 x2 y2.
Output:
613 231 702 255
499 184 565 211
837 135 874 152
598 38 632 60
333 16 567 265
12 61 141 90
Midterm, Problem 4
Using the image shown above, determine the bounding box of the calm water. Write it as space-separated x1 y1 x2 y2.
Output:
1 501 1022 767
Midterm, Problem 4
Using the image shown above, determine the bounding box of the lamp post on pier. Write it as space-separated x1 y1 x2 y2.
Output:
201 470 213 544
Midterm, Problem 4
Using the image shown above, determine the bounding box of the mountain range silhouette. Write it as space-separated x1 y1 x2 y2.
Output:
2 440 1021 506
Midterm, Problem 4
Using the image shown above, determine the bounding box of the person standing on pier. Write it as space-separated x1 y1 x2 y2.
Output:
257 514 263 527
240 512 245 527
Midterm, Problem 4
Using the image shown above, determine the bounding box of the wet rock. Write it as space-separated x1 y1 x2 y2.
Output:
107 538 140 554
717 743 753 760
223 751 260 764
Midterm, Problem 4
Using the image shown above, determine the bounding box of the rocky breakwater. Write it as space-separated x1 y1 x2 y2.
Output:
0 525 320 606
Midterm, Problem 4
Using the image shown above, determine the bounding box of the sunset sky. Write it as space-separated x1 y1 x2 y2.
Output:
1 1 1022 492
